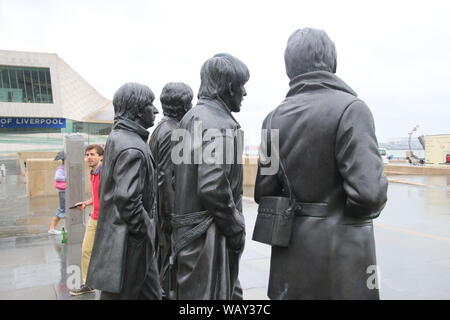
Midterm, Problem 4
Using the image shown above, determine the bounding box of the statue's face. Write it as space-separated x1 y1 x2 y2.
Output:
228 82 247 113
141 101 159 128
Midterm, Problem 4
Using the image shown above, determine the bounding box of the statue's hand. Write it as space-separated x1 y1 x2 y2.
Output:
227 230 245 251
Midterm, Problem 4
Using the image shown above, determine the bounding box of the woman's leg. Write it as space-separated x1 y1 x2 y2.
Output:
49 191 65 230
49 216 61 230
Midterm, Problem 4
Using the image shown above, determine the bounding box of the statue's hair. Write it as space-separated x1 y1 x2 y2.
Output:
284 28 337 79
198 53 249 99
113 82 155 121
160 82 193 119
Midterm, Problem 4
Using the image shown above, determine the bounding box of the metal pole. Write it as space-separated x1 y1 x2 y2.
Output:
64 134 85 271
64 133 85 244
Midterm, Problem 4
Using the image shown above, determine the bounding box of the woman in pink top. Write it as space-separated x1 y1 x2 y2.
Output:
48 150 66 235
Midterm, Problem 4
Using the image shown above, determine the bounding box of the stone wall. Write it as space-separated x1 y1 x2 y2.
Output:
24 156 450 198
25 158 90 197
243 156 258 197
18 151 59 175
384 164 450 176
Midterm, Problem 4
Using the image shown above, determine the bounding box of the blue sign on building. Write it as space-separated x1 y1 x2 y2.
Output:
0 117 66 129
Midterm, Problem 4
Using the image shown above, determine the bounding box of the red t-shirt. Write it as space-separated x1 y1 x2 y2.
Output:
89 165 102 220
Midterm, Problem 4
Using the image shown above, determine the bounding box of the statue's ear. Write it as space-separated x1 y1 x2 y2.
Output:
228 82 235 97
136 107 143 119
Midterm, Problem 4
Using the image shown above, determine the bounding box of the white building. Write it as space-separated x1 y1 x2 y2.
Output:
424 134 450 164
0 49 114 155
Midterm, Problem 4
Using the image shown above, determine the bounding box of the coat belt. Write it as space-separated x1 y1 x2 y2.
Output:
171 210 211 228
171 210 213 255
294 202 330 217
162 210 213 288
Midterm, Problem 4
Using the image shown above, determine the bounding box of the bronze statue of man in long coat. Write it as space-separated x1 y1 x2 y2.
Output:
172 53 249 299
254 28 388 299
87 83 161 300
149 82 193 298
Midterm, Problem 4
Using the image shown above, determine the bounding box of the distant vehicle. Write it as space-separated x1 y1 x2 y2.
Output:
378 148 389 164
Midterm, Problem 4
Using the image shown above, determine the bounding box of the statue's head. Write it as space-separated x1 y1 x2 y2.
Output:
113 82 159 129
198 53 249 112
160 82 194 121
284 28 337 80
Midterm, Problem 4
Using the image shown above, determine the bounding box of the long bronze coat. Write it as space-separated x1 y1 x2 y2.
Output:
149 116 178 293
172 97 245 299
254 71 388 299
86 119 160 298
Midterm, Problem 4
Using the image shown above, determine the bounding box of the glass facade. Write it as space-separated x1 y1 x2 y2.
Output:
0 120 112 155
0 65 53 103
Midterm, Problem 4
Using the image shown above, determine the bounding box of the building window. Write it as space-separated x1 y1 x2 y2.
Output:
0 65 53 103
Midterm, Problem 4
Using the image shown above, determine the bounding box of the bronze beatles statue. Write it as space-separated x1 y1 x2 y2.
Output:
86 29 387 301
171 53 249 299
87 83 161 300
149 82 193 298
254 28 388 299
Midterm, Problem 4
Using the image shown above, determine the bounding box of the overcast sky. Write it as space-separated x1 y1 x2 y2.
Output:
1 0 449 144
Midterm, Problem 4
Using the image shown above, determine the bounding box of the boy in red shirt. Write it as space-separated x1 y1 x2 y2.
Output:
70 144 104 296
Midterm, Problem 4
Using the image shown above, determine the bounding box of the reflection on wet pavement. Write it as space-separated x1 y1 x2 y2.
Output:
373 175 450 299
0 172 94 299
0 235 98 300
0 175 63 237
379 175 450 238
